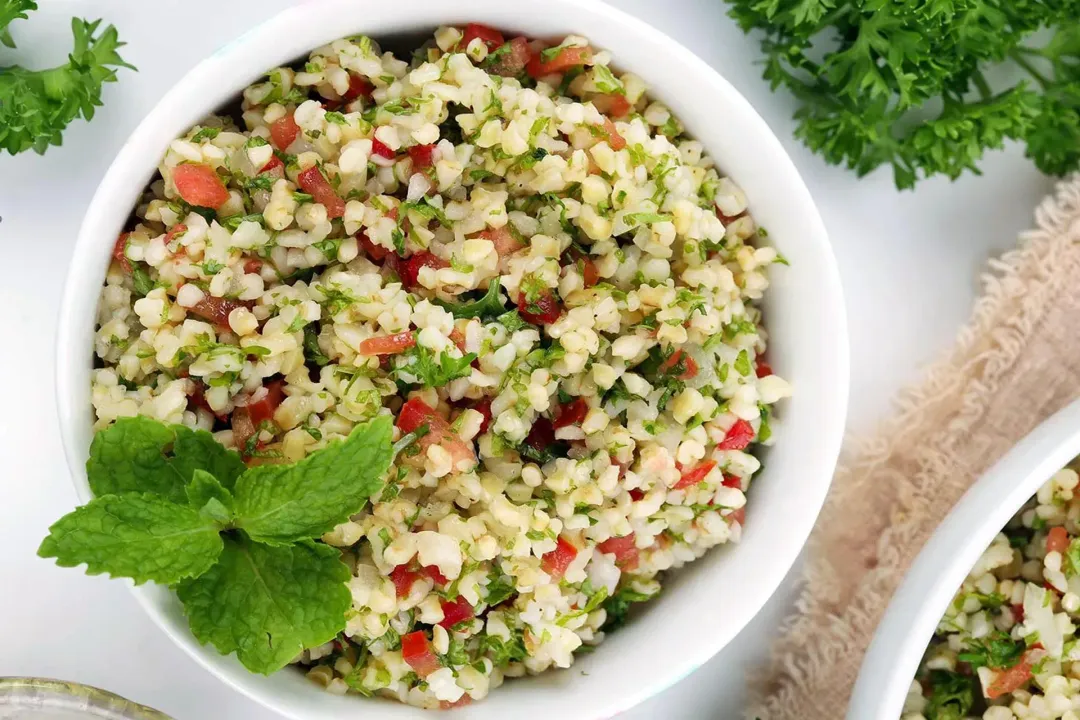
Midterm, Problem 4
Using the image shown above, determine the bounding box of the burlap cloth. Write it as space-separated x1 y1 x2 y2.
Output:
747 174 1080 719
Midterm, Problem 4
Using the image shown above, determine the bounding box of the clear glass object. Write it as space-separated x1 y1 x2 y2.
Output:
0 678 171 720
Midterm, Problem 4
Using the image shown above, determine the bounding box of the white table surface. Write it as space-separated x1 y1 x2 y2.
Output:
0 1 1057 718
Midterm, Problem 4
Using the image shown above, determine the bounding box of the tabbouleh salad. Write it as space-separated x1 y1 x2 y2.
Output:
87 24 788 709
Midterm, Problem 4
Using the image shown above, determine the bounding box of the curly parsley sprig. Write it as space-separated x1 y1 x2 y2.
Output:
0 0 134 155
727 0 1080 188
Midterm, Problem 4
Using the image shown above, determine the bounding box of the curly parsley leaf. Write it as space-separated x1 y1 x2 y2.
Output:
957 630 1026 670
86 416 247 502
0 10 135 155
233 416 392 544
727 1 1080 187
434 279 507 319
602 585 656 632
923 669 976 720
394 344 476 388
0 0 34 49
176 536 351 675
38 493 224 585
303 324 331 367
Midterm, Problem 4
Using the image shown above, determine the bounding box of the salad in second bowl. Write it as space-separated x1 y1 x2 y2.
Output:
904 463 1080 720
44 23 789 710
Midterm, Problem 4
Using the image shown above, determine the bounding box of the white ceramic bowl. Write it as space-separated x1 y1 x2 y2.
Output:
850 399 1080 719
55 1 848 717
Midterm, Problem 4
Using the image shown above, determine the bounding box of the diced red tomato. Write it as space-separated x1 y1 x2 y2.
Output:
408 143 437 170
986 655 1034 699
480 226 524 257
371 137 396 159
269 113 300 151
1012 603 1025 623
728 507 746 526
440 696 473 710
658 349 699 381
470 398 493 435
358 232 389 262
246 379 285 426
189 295 250 328
396 397 476 468
567 248 600 287
554 398 589 430
756 361 774 378
359 331 416 356
243 258 264 274
173 163 230 209
628 489 644 501
422 564 449 586
721 474 742 489
487 36 531 77
400 251 449 290
607 94 632 118
523 417 555 456
296 166 345 219
527 45 593 78
449 328 467 353
438 596 475 629
390 563 449 598
540 536 579 579
231 407 257 454
343 74 374 102
460 23 505 52
401 631 442 678
258 154 285 179
163 223 188 245
1048 526 1070 553
718 419 755 451
597 534 639 570
596 118 627 151
390 564 420 598
673 460 717 490
517 290 562 325
113 233 132 273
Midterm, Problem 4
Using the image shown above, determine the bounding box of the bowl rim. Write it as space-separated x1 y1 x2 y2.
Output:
54 0 849 717
849 397 1080 719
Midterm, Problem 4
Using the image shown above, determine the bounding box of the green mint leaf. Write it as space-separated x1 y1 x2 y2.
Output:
433 278 507 319
233 416 393 544
186 469 234 523
37 493 223 585
176 535 350 674
87 417 246 503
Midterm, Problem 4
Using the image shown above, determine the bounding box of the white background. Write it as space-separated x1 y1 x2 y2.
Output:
0 1 1057 718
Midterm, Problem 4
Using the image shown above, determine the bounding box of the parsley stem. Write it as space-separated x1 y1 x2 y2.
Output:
971 71 991 101
1010 50 1051 89
392 424 430 458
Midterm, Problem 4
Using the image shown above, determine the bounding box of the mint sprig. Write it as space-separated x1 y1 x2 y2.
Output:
39 415 394 674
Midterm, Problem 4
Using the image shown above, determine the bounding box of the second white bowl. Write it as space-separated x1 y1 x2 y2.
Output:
850 398 1080 718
